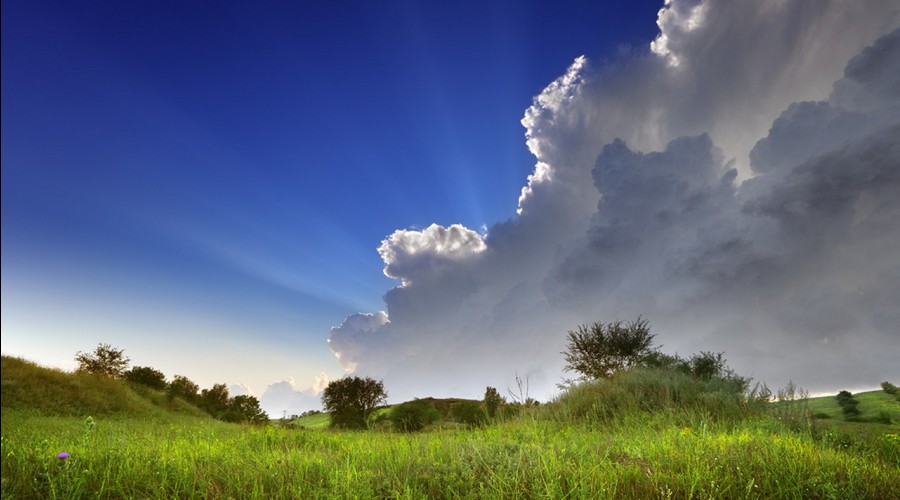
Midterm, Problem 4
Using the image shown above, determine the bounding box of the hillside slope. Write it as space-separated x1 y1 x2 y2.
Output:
0 355 208 420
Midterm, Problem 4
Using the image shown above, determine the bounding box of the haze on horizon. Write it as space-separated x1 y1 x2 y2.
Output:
3 0 899 416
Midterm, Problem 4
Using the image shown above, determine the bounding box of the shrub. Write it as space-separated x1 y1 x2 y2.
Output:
547 368 756 424
484 386 503 418
167 375 199 402
835 390 861 421
122 366 166 390
75 343 130 378
873 411 892 425
451 401 486 428
563 317 656 380
881 381 898 395
390 399 440 432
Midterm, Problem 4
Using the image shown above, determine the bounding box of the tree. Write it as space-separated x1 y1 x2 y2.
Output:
75 343 130 378
321 376 387 429
484 386 504 419
200 383 230 417
123 366 167 390
223 395 269 425
562 317 655 380
688 351 726 380
167 374 199 402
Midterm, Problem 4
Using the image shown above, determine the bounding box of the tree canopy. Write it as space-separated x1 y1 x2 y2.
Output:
321 376 387 429
562 318 655 380
75 343 130 378
123 366 167 390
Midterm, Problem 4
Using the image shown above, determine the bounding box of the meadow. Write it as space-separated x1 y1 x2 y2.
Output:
2 355 898 499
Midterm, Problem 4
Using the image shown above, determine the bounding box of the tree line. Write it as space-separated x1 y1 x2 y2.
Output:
75 343 268 424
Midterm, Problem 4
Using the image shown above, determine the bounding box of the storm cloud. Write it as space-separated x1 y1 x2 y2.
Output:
329 1 900 402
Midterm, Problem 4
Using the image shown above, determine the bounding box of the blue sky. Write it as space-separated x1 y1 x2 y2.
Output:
2 1 661 403
4 1 898 415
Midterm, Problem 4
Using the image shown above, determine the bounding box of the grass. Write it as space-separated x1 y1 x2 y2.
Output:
3 356 899 498
289 412 330 429
804 390 899 422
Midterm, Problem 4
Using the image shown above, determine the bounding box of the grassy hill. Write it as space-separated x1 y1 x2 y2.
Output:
1 355 209 420
805 390 899 421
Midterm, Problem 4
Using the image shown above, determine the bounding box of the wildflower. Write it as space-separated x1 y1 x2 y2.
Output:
57 452 70 460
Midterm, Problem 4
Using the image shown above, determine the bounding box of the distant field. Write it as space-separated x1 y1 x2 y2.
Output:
290 411 330 429
3 356 898 499
804 390 899 421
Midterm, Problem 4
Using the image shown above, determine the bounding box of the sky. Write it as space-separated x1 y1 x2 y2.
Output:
3 1 898 416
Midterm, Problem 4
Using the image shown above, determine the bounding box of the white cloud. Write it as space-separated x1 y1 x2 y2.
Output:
328 1 900 402
228 383 253 397
378 223 486 285
258 376 328 417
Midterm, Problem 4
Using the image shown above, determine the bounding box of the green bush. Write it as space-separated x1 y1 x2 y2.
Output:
881 381 898 395
451 401 486 428
546 368 757 424
389 399 440 432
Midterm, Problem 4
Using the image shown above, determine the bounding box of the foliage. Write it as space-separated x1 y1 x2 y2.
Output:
321 376 387 429
167 375 199 403
562 317 655 380
74 343 130 379
688 351 726 380
389 399 441 432
882 381 898 395
122 366 167 390
836 390 862 420
199 383 230 418
484 386 503 419
222 395 269 425
451 401 487 428
547 368 760 424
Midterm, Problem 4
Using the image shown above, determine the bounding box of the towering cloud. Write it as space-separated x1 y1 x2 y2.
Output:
328 0 900 401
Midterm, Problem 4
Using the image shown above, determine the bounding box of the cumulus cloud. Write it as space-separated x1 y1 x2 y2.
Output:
328 1 900 402
258 373 329 417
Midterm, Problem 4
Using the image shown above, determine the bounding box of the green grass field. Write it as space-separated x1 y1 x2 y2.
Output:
3 355 898 499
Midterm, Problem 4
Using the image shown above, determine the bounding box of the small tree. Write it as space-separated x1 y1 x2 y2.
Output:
167 375 199 402
836 390 861 420
689 351 726 380
123 366 167 390
484 386 504 419
881 381 898 395
563 317 655 380
200 383 231 417
223 395 269 425
75 343 130 378
321 376 387 429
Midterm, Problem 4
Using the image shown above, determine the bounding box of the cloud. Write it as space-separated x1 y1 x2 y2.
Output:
328 1 900 402
228 383 253 397
258 374 329 417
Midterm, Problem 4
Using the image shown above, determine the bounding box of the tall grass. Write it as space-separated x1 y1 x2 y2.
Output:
3 357 898 498
3 408 898 499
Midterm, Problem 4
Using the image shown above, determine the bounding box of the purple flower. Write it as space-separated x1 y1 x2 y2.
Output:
57 452 70 460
